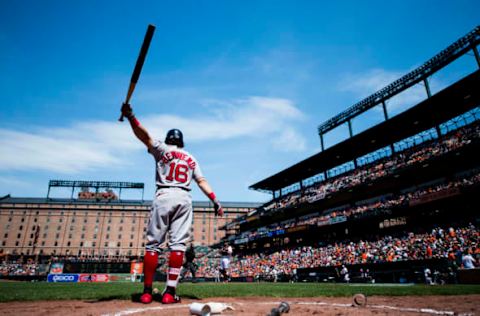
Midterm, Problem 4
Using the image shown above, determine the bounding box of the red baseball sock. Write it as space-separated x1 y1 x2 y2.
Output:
143 251 158 291
166 250 184 290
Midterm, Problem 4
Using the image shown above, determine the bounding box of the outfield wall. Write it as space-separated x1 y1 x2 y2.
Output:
46 273 141 283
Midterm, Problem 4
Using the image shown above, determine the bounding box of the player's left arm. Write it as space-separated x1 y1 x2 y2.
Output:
196 177 223 216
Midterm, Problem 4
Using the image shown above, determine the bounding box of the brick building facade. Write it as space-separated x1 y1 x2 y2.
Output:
0 196 259 258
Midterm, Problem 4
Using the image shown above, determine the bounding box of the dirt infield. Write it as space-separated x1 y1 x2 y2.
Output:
0 295 478 316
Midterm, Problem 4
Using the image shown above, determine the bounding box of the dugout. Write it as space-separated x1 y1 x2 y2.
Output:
297 259 453 284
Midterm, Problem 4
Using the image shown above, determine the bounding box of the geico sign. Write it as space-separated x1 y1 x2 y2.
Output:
53 275 76 282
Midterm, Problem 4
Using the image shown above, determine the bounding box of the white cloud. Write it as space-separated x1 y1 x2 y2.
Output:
0 96 306 173
0 129 125 173
143 96 305 143
272 127 307 152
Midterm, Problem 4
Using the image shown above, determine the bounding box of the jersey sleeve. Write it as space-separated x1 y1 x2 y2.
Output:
148 140 167 161
193 160 205 181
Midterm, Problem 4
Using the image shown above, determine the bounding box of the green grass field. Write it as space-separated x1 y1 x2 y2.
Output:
0 282 479 302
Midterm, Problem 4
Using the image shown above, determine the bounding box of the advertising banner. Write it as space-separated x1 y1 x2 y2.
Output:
47 274 79 283
274 229 285 236
109 274 135 283
234 237 249 244
329 215 347 225
317 218 329 227
286 225 307 233
79 274 109 282
130 262 143 275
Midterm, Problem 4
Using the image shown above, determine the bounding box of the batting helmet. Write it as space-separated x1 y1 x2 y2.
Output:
165 129 184 148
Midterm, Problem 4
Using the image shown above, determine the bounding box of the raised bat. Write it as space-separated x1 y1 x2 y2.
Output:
119 24 156 121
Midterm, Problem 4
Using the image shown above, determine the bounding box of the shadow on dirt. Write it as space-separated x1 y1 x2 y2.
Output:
130 292 200 302
84 296 127 303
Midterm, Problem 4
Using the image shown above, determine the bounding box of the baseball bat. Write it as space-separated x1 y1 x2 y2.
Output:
119 24 156 121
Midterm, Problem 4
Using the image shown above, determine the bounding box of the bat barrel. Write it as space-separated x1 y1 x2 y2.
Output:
119 24 156 122
130 24 155 84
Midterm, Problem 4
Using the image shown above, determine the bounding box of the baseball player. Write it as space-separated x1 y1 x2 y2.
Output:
220 244 231 282
121 103 223 304
180 243 197 282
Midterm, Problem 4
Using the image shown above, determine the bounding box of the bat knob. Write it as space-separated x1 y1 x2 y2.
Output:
118 114 125 122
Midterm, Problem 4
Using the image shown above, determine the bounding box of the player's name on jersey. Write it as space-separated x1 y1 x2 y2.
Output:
161 150 197 169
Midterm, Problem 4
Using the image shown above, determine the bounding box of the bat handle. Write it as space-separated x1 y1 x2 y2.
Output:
119 85 135 122
119 96 131 122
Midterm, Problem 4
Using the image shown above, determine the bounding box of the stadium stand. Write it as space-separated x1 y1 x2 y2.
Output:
216 27 480 284
195 223 477 283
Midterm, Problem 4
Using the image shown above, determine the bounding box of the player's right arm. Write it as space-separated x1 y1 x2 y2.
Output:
121 103 154 150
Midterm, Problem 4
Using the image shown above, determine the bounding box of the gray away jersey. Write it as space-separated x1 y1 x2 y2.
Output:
149 140 204 191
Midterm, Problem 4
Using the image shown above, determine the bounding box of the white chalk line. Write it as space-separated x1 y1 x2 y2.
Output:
296 302 456 315
102 304 190 316
103 300 458 316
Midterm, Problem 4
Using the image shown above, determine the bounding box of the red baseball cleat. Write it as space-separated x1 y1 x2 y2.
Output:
140 292 153 304
161 292 181 304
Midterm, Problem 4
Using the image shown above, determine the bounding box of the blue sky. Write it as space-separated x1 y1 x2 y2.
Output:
0 1 478 202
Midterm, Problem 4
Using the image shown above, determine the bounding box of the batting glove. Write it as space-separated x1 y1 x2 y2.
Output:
121 103 134 119
214 199 224 217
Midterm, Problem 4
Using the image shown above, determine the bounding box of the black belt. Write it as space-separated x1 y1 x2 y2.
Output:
156 185 190 192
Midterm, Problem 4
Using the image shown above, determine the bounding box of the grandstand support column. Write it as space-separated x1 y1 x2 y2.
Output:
473 43 480 68
424 78 432 98
348 120 353 138
435 125 443 138
382 101 389 120
320 133 325 151
71 184 75 199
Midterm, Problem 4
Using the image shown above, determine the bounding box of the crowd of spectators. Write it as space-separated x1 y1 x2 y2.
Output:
260 122 480 214
1 222 477 280
231 171 480 243
195 224 478 279
0 260 41 276
0 255 132 276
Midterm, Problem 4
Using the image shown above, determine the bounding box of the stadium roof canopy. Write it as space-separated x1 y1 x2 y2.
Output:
317 26 480 137
249 69 480 192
